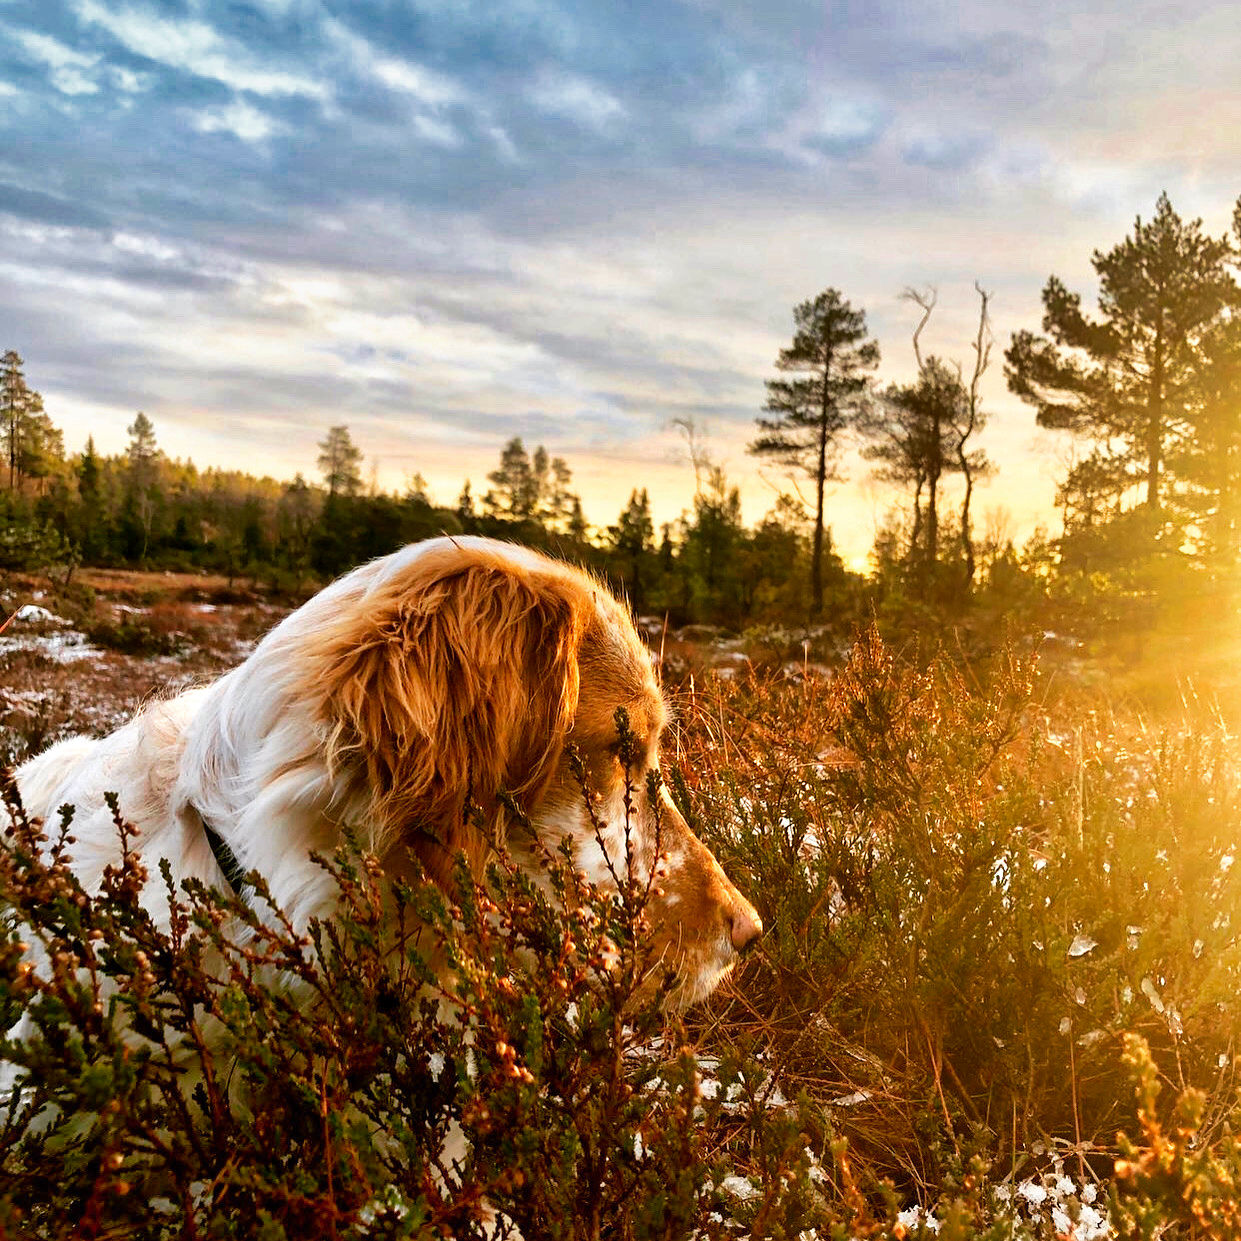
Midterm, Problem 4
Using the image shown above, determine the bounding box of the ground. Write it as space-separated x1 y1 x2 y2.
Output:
0 568 291 764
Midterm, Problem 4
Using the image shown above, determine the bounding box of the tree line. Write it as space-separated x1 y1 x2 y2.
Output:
1 190 1238 640
0 376 833 631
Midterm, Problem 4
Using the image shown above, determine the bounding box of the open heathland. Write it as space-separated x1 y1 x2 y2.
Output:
4 565 1241 1238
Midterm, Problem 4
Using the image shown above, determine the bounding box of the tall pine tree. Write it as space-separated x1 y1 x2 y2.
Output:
750 289 878 617
860 358 967 573
1006 192 1239 531
317 425 364 498
2 350 29 491
608 488 655 614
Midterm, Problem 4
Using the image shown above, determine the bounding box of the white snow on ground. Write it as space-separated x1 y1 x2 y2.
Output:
718 1175 762 1202
676 1033 1117 1240
0 628 105 663
2 602 102 662
1 688 58 707
10 604 69 625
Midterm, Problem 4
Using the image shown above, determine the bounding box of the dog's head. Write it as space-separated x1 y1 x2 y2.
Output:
304 536 761 1008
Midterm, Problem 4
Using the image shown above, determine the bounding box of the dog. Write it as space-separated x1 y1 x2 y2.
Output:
14 535 762 1008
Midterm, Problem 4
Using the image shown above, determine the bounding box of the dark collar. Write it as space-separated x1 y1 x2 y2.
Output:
200 811 253 904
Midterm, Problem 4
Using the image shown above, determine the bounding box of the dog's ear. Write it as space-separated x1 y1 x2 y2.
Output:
309 550 589 886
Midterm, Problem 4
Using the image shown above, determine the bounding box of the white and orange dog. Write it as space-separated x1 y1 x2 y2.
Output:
15 536 761 1007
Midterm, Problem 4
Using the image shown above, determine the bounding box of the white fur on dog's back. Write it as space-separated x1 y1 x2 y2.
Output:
14 689 214 923
14 735 98 821
12 539 471 930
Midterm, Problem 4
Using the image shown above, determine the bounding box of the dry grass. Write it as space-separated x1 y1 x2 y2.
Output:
72 566 260 600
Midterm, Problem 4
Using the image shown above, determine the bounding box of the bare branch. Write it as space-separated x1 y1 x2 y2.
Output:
756 464 815 509
900 285 937 374
969 281 994 417
672 417 712 497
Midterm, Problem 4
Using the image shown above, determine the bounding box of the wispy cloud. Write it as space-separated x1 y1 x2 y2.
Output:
75 0 330 99
372 57 467 110
193 99 285 144
324 17 469 108
529 70 626 131
14 28 102 96
795 96 888 160
900 126 990 171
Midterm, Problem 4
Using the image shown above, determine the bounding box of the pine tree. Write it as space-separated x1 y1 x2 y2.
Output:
484 438 580 530
608 489 655 614
750 290 879 617
566 496 587 544
278 473 317 567
1182 314 1241 566
456 479 476 529
75 436 104 561
485 438 535 519
1 350 29 491
16 390 64 491
894 285 996 587
125 412 162 562
406 473 431 506
1006 192 1239 527
682 465 746 623
317 425 364 498
860 358 969 571
533 449 577 531
127 412 159 476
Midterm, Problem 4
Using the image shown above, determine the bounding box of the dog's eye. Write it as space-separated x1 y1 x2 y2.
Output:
609 738 649 770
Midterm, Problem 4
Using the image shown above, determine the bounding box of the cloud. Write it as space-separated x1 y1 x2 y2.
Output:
411 114 464 148
690 66 786 145
372 57 467 110
74 0 330 100
901 127 990 171
109 65 149 94
13 28 102 95
320 17 510 155
0 182 109 230
529 70 626 130
193 99 285 143
0 0 1235 554
796 96 888 159
323 17 470 107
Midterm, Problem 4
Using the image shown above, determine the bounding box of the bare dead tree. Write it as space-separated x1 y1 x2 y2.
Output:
898 287 937 557
957 283 994 587
896 284 995 590
673 417 712 498
901 286 937 375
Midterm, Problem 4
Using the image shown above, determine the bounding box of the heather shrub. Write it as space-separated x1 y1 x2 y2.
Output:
0 721 852 1240
679 626 1241 1229
5 632 1241 1237
83 615 185 657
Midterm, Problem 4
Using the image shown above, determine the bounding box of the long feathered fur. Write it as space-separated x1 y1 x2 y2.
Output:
16 535 761 990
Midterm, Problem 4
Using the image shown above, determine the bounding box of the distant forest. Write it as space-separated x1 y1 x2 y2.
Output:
2 191 1239 643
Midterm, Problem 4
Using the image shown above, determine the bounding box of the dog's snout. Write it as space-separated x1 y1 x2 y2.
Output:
728 898 763 954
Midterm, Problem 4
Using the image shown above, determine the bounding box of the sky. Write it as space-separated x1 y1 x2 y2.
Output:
1 0 1239 567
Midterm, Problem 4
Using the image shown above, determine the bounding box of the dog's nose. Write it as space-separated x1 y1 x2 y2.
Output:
729 899 763 954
